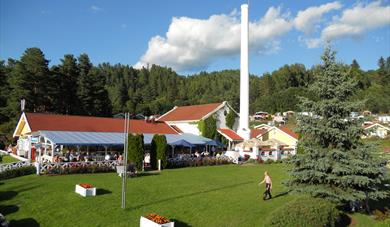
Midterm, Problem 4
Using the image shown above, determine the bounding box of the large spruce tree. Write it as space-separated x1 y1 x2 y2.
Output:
288 46 388 210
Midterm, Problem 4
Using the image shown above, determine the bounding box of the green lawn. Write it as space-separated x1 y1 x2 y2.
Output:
0 155 19 164
0 164 388 227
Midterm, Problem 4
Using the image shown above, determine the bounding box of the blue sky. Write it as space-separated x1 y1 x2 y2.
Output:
1 0 389 75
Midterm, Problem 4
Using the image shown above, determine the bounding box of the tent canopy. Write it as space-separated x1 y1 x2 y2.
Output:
38 131 217 147
170 139 195 147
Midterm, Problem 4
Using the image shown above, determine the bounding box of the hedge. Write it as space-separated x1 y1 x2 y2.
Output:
0 166 36 180
264 197 341 227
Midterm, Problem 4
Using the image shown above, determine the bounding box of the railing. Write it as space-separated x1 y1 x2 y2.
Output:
0 161 32 172
39 160 118 174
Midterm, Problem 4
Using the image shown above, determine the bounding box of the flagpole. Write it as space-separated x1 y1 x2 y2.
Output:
121 113 129 209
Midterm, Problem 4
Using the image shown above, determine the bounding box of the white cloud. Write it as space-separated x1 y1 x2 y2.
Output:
322 1 390 41
298 37 322 49
135 7 292 71
294 1 342 34
90 5 102 12
135 1 390 71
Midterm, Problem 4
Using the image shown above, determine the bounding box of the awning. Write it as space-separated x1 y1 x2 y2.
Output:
38 131 216 147
170 139 195 148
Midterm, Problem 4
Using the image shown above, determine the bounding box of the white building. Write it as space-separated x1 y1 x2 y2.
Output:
158 101 239 136
378 115 390 124
363 123 390 139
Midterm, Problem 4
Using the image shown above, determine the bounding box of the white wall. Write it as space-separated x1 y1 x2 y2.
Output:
170 122 201 135
168 103 239 136
215 105 238 131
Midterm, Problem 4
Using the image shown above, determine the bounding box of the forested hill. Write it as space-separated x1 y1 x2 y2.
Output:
1 47 390 134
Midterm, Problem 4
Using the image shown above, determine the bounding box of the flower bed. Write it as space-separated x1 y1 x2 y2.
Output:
75 183 96 197
167 156 232 169
140 214 174 227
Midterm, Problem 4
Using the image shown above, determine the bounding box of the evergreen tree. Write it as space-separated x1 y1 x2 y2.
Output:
288 46 388 211
0 61 9 124
58 54 80 114
156 134 168 169
150 135 158 170
8 48 52 113
378 56 385 75
351 59 360 69
127 134 144 171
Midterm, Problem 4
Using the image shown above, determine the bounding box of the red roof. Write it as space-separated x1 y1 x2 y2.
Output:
25 113 178 134
250 128 268 139
278 126 298 139
170 125 183 133
217 128 243 141
158 103 223 121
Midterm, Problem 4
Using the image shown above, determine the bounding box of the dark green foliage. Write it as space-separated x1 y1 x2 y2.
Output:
56 54 80 114
0 166 36 180
265 197 341 227
225 109 236 129
8 48 53 115
155 134 168 169
77 54 112 116
127 134 144 171
198 115 217 139
288 46 389 207
150 134 167 170
0 47 390 136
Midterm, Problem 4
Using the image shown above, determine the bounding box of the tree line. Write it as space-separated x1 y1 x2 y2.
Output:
1 47 389 135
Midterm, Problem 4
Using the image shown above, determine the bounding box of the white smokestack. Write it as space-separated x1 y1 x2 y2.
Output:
237 3 250 140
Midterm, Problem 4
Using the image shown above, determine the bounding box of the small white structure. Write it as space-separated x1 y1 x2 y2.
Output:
235 138 294 161
75 184 96 197
363 123 390 139
140 216 174 227
378 116 390 124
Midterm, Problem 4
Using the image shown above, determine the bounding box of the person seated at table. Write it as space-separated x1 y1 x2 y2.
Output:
84 156 89 162
105 153 111 161
117 154 123 164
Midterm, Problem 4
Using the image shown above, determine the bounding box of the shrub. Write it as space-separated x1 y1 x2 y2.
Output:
0 166 36 180
128 134 144 171
264 159 274 164
156 135 168 169
264 197 341 227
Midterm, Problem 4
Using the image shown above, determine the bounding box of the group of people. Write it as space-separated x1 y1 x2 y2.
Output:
51 151 124 163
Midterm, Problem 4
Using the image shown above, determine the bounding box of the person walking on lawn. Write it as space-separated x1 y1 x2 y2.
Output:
259 171 272 200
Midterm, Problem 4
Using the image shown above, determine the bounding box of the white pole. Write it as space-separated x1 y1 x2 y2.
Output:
158 159 161 171
237 4 250 140
121 113 129 209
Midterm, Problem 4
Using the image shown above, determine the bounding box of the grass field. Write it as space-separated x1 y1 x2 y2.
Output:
1 164 389 227
0 155 19 164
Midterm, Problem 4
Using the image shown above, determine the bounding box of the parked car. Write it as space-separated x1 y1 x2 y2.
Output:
253 111 269 120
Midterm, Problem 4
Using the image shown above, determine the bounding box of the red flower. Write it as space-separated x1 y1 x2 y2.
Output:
145 213 170 224
79 183 93 188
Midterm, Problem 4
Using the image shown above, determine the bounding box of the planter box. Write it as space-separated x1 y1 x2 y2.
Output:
140 216 174 227
75 184 96 197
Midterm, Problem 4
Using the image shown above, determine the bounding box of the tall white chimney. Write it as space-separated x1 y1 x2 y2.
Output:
237 4 250 140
